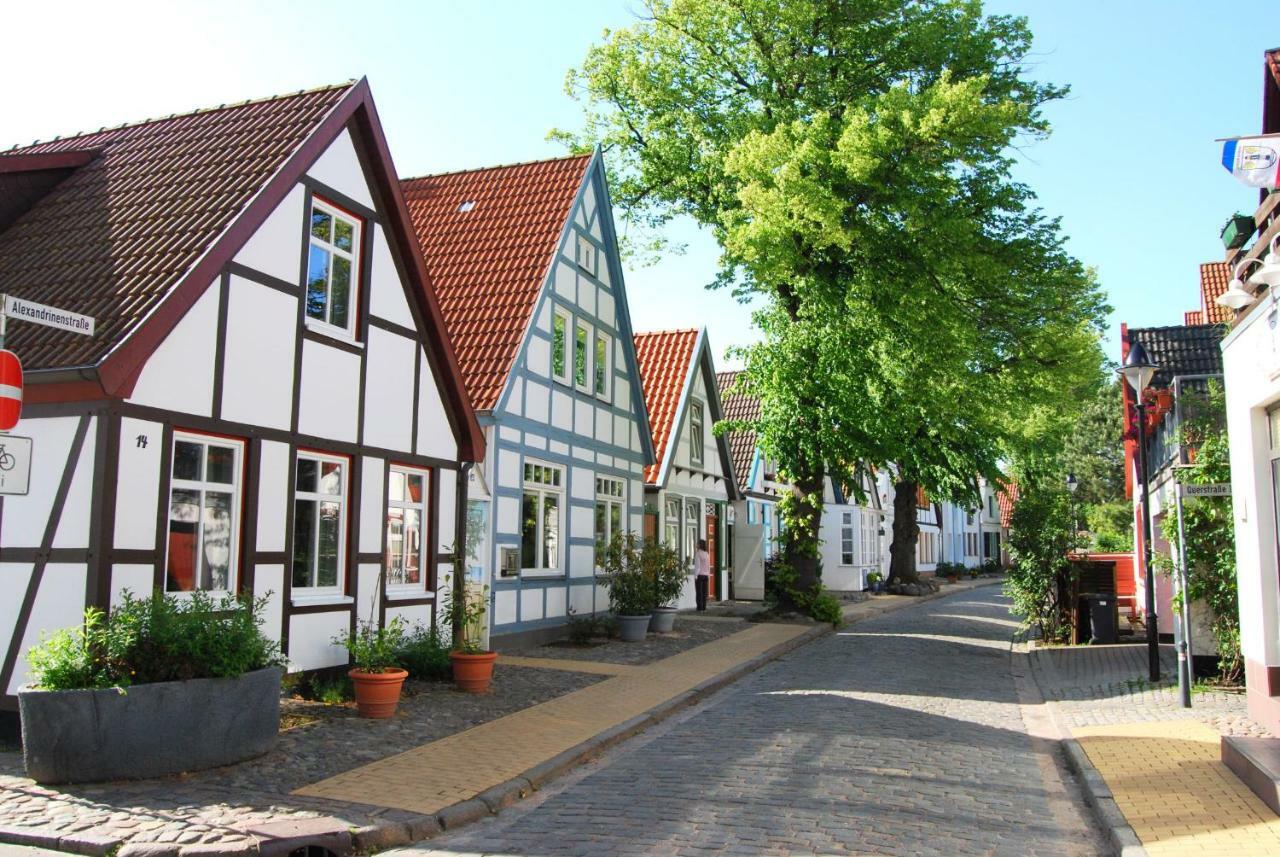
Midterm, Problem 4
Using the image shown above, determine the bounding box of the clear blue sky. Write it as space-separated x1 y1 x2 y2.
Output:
4 1 1273 369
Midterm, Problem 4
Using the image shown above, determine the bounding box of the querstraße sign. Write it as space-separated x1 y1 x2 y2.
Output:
1181 483 1231 497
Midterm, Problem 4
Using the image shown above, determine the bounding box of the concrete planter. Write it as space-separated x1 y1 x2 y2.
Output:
18 666 282 784
617 614 650 642
649 607 677 633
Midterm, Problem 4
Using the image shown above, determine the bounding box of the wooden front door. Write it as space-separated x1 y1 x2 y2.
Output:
706 506 719 600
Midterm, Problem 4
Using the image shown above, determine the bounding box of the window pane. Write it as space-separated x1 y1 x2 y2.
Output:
594 335 607 394
330 255 351 329
595 501 607 548
610 502 621 537
320 460 343 495
311 208 333 242
166 489 202 592
201 491 233 591
552 315 566 379
574 325 588 386
406 473 424 503
306 245 330 321
387 470 405 503
402 508 421 585
334 217 354 252
386 507 405 585
543 493 559 569
206 445 234 485
174 441 202 481
296 458 318 493
318 501 341 588
292 498 316 588
521 493 538 569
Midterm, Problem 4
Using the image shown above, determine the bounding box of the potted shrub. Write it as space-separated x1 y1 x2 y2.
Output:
600 533 656 642
335 616 408 718
940 562 960 584
644 538 687 633
445 584 498 693
20 591 284 784
867 571 884 593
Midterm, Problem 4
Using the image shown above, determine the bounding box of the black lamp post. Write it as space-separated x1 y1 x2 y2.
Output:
1119 342 1161 682
1065 472 1079 552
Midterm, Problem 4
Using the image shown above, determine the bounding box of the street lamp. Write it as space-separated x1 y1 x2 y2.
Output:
1065 472 1079 554
1119 342 1161 682
1217 258 1262 311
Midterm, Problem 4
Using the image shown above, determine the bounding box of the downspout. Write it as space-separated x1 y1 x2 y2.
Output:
452 462 472 644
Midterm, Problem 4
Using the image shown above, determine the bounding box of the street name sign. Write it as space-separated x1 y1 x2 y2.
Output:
2 295 95 337
0 435 32 495
1181 483 1231 497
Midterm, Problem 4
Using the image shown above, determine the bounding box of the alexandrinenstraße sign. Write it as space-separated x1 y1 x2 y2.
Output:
2 295 95 337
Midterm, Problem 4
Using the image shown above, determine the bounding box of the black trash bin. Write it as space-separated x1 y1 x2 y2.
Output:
1083 593 1117 644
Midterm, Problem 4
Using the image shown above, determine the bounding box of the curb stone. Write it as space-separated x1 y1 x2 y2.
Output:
1059 738 1149 857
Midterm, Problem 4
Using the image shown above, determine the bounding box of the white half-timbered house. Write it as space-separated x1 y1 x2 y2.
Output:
633 329 738 608
0 81 484 713
818 471 886 593
715 371 783 600
401 153 654 644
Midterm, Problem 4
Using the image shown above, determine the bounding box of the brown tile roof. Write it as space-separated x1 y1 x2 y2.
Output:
716 370 760 489
1184 310 1204 325
634 329 699 484
997 482 1019 529
1198 261 1232 324
401 154 593 411
0 84 354 372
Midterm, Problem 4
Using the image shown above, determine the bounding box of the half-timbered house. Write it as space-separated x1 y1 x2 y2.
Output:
633 329 738 607
0 81 483 712
401 153 654 644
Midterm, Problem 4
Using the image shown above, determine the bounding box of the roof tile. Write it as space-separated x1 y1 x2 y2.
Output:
1129 324 1224 388
401 155 592 410
634 329 699 484
0 84 352 370
998 482 1019 529
1198 261 1231 324
716 370 760 489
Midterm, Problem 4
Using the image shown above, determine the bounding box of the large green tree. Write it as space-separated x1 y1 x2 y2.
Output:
561 0 1107 590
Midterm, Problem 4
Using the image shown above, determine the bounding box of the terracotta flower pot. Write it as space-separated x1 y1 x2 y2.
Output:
450 651 498 693
348 668 408 719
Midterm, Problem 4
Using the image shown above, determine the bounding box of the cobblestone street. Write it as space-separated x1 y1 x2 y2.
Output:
398 587 1106 856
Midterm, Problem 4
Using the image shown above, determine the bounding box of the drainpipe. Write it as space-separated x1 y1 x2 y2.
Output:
453 462 472 644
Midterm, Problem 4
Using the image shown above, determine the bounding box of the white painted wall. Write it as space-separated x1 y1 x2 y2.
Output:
1 416 93 548
306 128 374 209
129 282 218 416
297 340 360 442
221 276 296 430
114 418 162 550
234 184 306 284
8 563 87 694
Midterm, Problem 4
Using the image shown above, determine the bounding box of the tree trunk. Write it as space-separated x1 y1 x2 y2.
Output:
889 478 921 584
785 462 825 597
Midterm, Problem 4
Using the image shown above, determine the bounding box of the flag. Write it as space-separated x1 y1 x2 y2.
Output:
1222 136 1280 189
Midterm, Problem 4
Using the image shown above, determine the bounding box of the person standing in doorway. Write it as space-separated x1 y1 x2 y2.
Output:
695 538 710 611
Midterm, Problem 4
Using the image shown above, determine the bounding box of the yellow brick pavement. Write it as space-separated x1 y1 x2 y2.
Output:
294 621 811 814
1073 720 1280 856
494 655 636 675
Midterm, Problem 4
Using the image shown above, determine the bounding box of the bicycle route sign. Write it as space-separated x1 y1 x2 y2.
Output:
0 435 32 495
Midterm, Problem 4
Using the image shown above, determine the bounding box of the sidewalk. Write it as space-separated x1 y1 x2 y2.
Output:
1025 641 1278 855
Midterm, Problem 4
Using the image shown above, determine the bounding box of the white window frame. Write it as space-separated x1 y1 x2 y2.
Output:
521 460 564 576
684 498 701 565
689 400 705 468
594 476 626 571
840 511 854 566
292 450 350 601
664 496 682 550
304 197 362 341
574 319 593 392
594 330 612 400
165 431 244 596
576 233 597 276
552 306 571 385
386 465 431 596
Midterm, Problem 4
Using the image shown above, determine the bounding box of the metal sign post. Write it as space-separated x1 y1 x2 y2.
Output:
1172 481 1195 709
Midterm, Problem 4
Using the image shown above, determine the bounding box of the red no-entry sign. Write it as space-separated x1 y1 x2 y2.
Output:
0 349 23 431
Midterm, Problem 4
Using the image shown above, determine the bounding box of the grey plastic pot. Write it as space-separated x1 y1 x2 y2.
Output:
649 606 677 633
617 614 651 642
19 666 282 784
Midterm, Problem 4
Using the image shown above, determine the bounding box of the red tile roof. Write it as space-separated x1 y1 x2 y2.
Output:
0 84 354 372
997 482 1019 529
401 154 593 411
716 370 761 490
1184 310 1204 325
634 329 700 484
1199 261 1231 324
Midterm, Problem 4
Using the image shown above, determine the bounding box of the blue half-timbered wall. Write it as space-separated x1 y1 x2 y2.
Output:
482 153 653 637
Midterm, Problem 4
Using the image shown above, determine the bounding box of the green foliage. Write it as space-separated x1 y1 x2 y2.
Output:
1155 383 1240 683
600 532 658 616
1060 381 1127 508
565 608 603 645
642 537 688 607
334 616 407 674
294 674 354 704
562 0 1108 581
441 585 490 654
1005 480 1078 643
765 550 842 625
807 592 844 627
27 591 283 691
396 623 453 680
1087 501 1134 552
935 561 964 579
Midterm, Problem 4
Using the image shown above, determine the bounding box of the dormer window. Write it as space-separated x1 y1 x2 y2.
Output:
306 198 361 339
689 401 704 467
